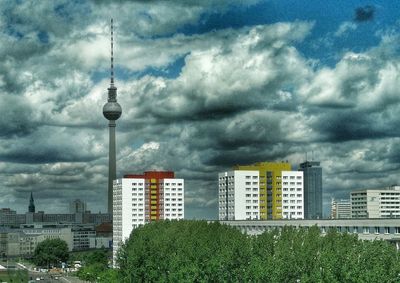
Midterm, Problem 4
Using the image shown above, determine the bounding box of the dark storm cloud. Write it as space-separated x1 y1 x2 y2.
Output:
311 111 387 142
354 5 375 22
0 149 96 164
0 95 37 137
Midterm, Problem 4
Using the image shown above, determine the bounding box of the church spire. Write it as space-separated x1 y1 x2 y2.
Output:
29 191 35 213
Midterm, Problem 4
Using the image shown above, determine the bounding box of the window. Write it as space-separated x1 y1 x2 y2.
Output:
384 227 390 234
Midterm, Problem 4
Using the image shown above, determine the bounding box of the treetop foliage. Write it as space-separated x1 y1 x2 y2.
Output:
33 238 69 267
108 220 400 282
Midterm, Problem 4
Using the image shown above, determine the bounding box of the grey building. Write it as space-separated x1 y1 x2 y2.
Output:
299 161 322 219
69 199 87 214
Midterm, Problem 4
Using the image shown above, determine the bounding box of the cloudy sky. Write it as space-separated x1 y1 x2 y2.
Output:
1 0 400 218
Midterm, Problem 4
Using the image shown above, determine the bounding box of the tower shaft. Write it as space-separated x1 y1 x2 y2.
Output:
108 120 116 214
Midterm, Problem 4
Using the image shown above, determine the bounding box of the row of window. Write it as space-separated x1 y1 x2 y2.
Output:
283 206 303 209
283 194 302 198
282 188 302 191
282 176 302 179
245 206 259 209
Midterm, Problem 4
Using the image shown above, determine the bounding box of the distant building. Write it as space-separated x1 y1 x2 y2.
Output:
0 226 74 257
90 222 113 249
112 171 184 265
281 171 304 219
0 209 25 227
234 162 292 220
351 186 400 218
331 199 351 219
69 199 87 214
299 161 322 219
218 170 260 221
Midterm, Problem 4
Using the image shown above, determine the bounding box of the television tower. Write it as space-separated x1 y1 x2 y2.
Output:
103 19 122 214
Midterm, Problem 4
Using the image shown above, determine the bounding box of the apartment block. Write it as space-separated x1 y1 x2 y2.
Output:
281 171 304 219
113 171 184 265
234 162 291 220
351 186 400 218
218 170 259 220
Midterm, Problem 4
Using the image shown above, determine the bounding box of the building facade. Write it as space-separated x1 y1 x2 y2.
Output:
331 199 351 219
70 199 87 214
299 161 322 219
351 186 400 218
113 171 184 265
218 168 304 220
281 171 304 219
218 170 259 221
1 226 74 258
234 162 291 220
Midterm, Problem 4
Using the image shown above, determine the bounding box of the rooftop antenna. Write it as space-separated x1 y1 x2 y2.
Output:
110 18 114 86
312 150 314 161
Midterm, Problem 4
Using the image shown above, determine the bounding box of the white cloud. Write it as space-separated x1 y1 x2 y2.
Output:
334 21 357 37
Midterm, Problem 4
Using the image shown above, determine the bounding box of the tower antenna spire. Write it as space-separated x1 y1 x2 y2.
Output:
110 18 114 85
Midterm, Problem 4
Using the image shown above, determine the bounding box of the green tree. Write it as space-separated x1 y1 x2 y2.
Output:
33 238 69 268
117 220 251 282
84 220 400 282
76 249 110 282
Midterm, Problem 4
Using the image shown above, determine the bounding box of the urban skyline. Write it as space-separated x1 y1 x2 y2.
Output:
1 1 400 219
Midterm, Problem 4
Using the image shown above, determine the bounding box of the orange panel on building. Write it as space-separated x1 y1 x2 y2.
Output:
124 171 175 221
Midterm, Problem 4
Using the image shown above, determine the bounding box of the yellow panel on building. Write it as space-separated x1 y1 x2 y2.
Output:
235 162 291 220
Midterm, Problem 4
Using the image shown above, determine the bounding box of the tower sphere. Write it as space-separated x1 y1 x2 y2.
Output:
103 101 122 121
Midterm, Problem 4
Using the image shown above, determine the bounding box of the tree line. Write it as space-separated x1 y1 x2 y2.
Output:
110 220 400 282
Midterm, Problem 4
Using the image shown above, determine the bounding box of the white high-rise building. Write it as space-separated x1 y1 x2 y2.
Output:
218 170 260 221
112 171 184 266
351 186 400 218
282 171 304 219
331 199 351 219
